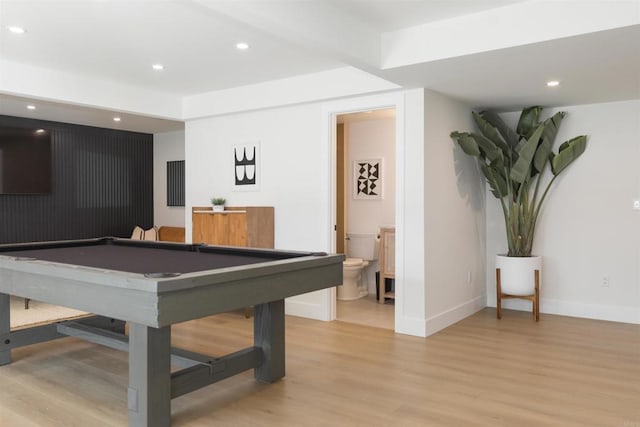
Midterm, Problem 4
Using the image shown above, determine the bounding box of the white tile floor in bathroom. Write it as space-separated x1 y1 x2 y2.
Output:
336 294 394 330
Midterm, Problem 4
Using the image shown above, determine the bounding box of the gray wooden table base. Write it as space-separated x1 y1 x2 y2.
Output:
0 294 286 427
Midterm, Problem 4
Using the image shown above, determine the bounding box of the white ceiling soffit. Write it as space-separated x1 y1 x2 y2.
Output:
0 0 638 132
381 24 640 111
0 94 184 134
331 0 527 32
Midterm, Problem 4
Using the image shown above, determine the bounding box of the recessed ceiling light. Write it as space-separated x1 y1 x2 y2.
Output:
113 117 121 122
35 129 46 133
152 64 164 71
236 42 250 50
8 26 26 34
27 105 36 110
547 80 560 87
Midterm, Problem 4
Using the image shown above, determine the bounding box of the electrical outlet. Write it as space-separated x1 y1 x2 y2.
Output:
601 274 610 287
633 200 640 210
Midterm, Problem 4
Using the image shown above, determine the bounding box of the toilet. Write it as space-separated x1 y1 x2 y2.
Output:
337 233 378 301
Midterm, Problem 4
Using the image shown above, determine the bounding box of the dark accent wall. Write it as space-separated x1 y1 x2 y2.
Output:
0 115 153 244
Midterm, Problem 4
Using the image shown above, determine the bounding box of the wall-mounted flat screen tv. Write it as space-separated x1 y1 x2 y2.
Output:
0 126 52 194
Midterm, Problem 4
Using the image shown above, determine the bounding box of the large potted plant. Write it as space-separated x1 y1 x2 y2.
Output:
450 106 587 299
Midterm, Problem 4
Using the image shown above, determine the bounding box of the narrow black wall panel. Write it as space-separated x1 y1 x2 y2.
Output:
0 115 153 244
167 160 185 207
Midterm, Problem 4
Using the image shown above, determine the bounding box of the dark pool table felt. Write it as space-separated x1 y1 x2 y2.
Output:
1 242 297 275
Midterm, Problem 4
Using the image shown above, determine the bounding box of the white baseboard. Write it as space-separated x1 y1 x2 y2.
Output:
395 315 427 337
285 299 327 321
394 296 486 338
496 298 640 324
425 296 485 336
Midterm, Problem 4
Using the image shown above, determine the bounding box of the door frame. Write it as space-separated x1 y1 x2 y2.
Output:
320 92 405 329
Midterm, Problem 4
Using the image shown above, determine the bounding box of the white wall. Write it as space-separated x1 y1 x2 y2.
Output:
423 90 486 334
486 100 640 324
346 118 396 233
185 102 333 320
153 130 185 227
183 90 432 333
185 103 329 251
167 94 640 338
178 90 640 334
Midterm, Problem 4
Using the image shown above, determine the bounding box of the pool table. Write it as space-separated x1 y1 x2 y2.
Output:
0 237 343 427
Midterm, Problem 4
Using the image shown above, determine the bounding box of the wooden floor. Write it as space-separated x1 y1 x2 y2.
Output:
9 296 89 329
0 308 638 426
336 294 394 330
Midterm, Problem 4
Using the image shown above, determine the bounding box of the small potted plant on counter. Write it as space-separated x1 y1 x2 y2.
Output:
210 197 226 212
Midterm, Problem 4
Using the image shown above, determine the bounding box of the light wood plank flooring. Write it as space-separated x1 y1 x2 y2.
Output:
10 296 89 329
336 294 394 330
0 308 638 426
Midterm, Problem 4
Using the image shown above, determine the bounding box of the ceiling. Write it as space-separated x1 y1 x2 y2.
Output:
0 0 638 133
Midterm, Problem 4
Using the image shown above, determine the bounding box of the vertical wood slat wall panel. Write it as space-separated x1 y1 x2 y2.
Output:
0 115 153 244
167 160 185 207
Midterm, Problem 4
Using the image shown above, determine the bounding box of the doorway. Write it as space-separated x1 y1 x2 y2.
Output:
334 109 396 330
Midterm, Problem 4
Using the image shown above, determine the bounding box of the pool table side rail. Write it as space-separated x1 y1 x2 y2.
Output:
156 261 343 327
0 250 343 294
0 239 344 328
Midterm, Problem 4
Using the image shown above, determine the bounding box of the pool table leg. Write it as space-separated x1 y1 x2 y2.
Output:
0 293 10 365
127 323 171 427
254 299 285 383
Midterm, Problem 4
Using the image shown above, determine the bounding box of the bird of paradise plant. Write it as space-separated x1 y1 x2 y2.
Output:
451 106 587 257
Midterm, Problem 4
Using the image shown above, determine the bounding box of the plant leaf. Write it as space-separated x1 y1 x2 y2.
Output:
479 110 519 148
541 111 566 144
552 135 587 175
534 111 565 172
510 124 544 184
533 138 551 174
450 131 480 156
472 111 510 154
517 106 542 138
471 132 504 163
481 163 508 198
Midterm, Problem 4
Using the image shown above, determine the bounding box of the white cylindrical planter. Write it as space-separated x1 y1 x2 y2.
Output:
496 255 542 296
212 205 224 212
